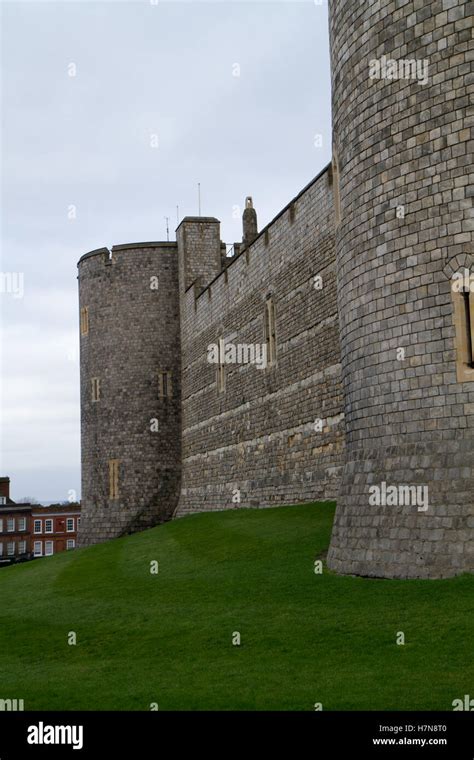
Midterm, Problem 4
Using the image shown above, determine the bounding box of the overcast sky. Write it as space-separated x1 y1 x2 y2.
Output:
0 0 331 503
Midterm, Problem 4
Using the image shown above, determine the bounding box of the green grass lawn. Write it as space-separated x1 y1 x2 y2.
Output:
0 502 472 711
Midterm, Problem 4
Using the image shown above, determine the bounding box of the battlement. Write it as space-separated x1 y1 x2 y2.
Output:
78 241 177 267
193 164 331 303
77 247 111 265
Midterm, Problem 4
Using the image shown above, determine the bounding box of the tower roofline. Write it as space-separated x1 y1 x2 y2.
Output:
112 242 177 252
176 216 220 231
77 241 177 266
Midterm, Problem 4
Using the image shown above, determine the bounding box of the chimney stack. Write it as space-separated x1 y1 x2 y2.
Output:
0 477 10 501
242 196 258 249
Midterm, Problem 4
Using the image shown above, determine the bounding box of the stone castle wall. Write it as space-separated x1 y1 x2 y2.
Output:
176 168 345 516
327 0 474 578
76 1 473 580
77 243 181 545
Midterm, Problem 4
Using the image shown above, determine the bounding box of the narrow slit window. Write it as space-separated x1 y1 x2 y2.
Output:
91 377 101 402
452 278 474 382
332 153 341 227
462 289 474 368
80 306 89 335
109 459 120 500
264 297 277 367
217 337 226 393
158 371 172 398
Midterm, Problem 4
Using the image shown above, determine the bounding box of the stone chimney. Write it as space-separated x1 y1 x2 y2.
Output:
0 477 10 501
242 197 258 249
176 217 222 292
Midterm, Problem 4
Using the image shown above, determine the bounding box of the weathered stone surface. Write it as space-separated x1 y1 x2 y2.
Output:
176 170 344 516
327 0 474 578
76 0 474 580
77 243 181 546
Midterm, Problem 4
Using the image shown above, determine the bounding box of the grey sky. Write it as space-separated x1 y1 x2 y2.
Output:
1 0 331 502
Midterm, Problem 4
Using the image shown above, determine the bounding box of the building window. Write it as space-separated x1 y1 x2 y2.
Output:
109 459 120 500
158 371 172 399
91 377 101 402
66 518 74 532
67 539 75 550
0 519 3 532
78 517 81 528
80 306 89 336
452 277 474 382
7 518 14 532
264 296 277 366
45 541 54 556
0 496 6 505
18 517 26 531
217 337 226 393
45 519 53 534
0 543 3 556
7 542 15 556
34 541 42 557
34 520 41 534
18 540 26 555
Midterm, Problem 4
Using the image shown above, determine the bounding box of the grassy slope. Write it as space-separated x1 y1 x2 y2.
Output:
0 502 472 711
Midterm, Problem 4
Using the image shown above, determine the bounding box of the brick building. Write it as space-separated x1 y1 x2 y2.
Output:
0 478 81 565
0 506 31 565
30 505 81 558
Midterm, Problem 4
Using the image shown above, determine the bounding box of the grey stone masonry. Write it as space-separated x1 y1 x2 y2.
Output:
77 243 181 545
327 0 474 578
77 169 345 545
76 0 474 579
176 168 345 516
177 218 222 293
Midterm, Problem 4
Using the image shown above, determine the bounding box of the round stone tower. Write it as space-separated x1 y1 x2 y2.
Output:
77 242 181 546
327 1 474 577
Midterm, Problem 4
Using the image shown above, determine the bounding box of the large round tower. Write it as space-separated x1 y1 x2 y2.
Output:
327 1 474 577
77 242 181 546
